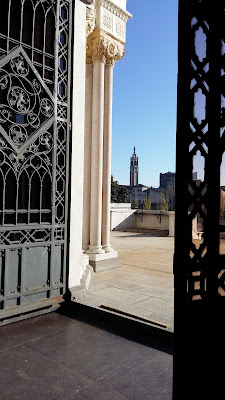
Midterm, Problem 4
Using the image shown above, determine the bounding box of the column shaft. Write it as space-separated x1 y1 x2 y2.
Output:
82 63 93 251
88 61 105 254
102 64 114 251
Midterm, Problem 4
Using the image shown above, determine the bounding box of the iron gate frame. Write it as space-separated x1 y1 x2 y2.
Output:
0 0 74 323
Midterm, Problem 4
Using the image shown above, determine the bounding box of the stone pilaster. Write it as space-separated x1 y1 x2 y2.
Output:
82 63 93 251
85 29 125 268
87 59 105 254
102 63 114 252
86 30 107 255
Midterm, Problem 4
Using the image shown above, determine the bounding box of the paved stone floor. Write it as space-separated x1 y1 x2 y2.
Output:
80 231 174 332
0 306 173 399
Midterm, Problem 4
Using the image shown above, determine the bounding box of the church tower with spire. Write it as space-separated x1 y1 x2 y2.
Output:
130 147 139 186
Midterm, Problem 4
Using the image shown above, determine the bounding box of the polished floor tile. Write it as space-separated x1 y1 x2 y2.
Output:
70 381 132 400
0 343 93 400
0 310 173 400
0 311 79 353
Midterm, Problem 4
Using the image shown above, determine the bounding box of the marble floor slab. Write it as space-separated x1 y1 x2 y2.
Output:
0 310 173 400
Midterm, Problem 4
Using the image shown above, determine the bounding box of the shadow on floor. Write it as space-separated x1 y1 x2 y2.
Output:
114 229 169 238
0 303 173 400
58 301 173 355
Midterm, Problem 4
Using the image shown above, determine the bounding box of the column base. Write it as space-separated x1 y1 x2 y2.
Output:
102 245 114 253
87 245 105 255
88 251 122 272
82 245 89 252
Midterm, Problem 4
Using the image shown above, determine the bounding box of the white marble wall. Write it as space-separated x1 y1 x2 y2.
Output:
68 0 87 288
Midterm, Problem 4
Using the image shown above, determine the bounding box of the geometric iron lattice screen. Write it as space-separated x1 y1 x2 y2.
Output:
174 2 225 397
0 0 72 316
175 0 225 305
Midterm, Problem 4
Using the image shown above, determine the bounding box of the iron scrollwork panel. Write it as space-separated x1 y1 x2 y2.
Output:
0 0 72 311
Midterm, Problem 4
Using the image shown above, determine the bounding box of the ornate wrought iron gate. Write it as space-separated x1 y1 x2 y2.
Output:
0 0 73 322
174 1 225 397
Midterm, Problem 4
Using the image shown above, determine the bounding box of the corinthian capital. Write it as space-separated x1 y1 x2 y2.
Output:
86 29 125 65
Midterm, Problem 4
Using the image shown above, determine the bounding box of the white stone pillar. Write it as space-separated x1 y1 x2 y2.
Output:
87 60 105 254
102 63 114 252
82 63 93 251
68 0 86 288
85 28 129 270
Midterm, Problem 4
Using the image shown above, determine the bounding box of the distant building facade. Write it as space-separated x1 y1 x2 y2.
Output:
147 188 164 210
192 172 198 180
131 184 148 204
120 184 163 209
130 147 139 186
160 172 175 190
193 171 202 186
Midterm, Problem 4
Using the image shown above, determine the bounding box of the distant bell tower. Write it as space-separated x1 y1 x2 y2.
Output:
130 146 139 186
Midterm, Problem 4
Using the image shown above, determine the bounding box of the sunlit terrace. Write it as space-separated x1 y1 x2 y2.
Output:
80 225 174 332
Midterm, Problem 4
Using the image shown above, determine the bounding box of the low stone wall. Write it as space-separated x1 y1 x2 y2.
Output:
110 205 201 240
110 204 136 230
110 205 175 236
136 210 168 230
136 210 175 237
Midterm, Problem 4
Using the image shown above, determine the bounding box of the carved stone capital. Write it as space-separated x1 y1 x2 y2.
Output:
86 1 96 37
86 29 125 65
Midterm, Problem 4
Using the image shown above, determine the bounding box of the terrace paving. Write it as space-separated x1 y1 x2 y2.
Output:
0 306 173 399
79 230 174 332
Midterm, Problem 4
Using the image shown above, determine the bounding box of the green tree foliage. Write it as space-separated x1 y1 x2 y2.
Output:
131 196 139 209
165 182 175 211
143 197 151 210
111 176 129 203
161 194 169 211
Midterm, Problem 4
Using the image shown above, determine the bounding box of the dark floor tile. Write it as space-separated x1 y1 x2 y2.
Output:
28 319 154 380
98 347 172 400
73 381 132 400
0 344 93 400
0 312 79 352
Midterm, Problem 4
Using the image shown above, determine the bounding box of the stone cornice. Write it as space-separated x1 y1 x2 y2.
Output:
86 29 125 65
96 0 132 22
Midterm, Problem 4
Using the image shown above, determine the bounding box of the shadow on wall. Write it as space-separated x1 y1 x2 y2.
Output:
112 213 136 230
110 205 175 236
110 203 136 230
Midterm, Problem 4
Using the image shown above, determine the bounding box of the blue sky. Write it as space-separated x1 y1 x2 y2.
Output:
111 0 178 187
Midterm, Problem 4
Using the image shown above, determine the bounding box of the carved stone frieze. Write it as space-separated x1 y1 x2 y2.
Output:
95 0 132 43
96 0 131 22
86 29 125 65
86 1 96 37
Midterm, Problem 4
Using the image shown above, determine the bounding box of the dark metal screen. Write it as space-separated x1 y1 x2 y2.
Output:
0 0 72 319
174 1 225 397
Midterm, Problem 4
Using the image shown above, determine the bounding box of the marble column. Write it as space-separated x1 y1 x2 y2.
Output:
87 60 105 254
102 63 114 252
82 63 93 251
85 29 126 269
